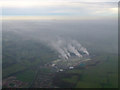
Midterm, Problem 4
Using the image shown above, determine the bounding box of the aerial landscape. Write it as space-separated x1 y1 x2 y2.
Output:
1 0 118 88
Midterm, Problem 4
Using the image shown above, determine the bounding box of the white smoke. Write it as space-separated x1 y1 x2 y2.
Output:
49 37 89 59
67 44 82 58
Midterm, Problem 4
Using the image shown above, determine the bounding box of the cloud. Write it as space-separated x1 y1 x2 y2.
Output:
1 1 118 20
0 0 118 8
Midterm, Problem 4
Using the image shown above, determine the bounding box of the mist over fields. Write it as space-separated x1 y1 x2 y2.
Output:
2 18 118 88
3 18 118 54
1 0 118 88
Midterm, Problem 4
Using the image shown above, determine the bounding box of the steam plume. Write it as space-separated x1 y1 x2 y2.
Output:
49 37 89 59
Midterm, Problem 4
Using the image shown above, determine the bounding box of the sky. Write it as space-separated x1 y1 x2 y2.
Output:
0 0 118 20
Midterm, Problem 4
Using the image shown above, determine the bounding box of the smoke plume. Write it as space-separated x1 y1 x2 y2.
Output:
49 37 89 59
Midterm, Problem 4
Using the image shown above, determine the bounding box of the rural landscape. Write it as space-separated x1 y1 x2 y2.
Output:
1 1 118 88
2 19 118 88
